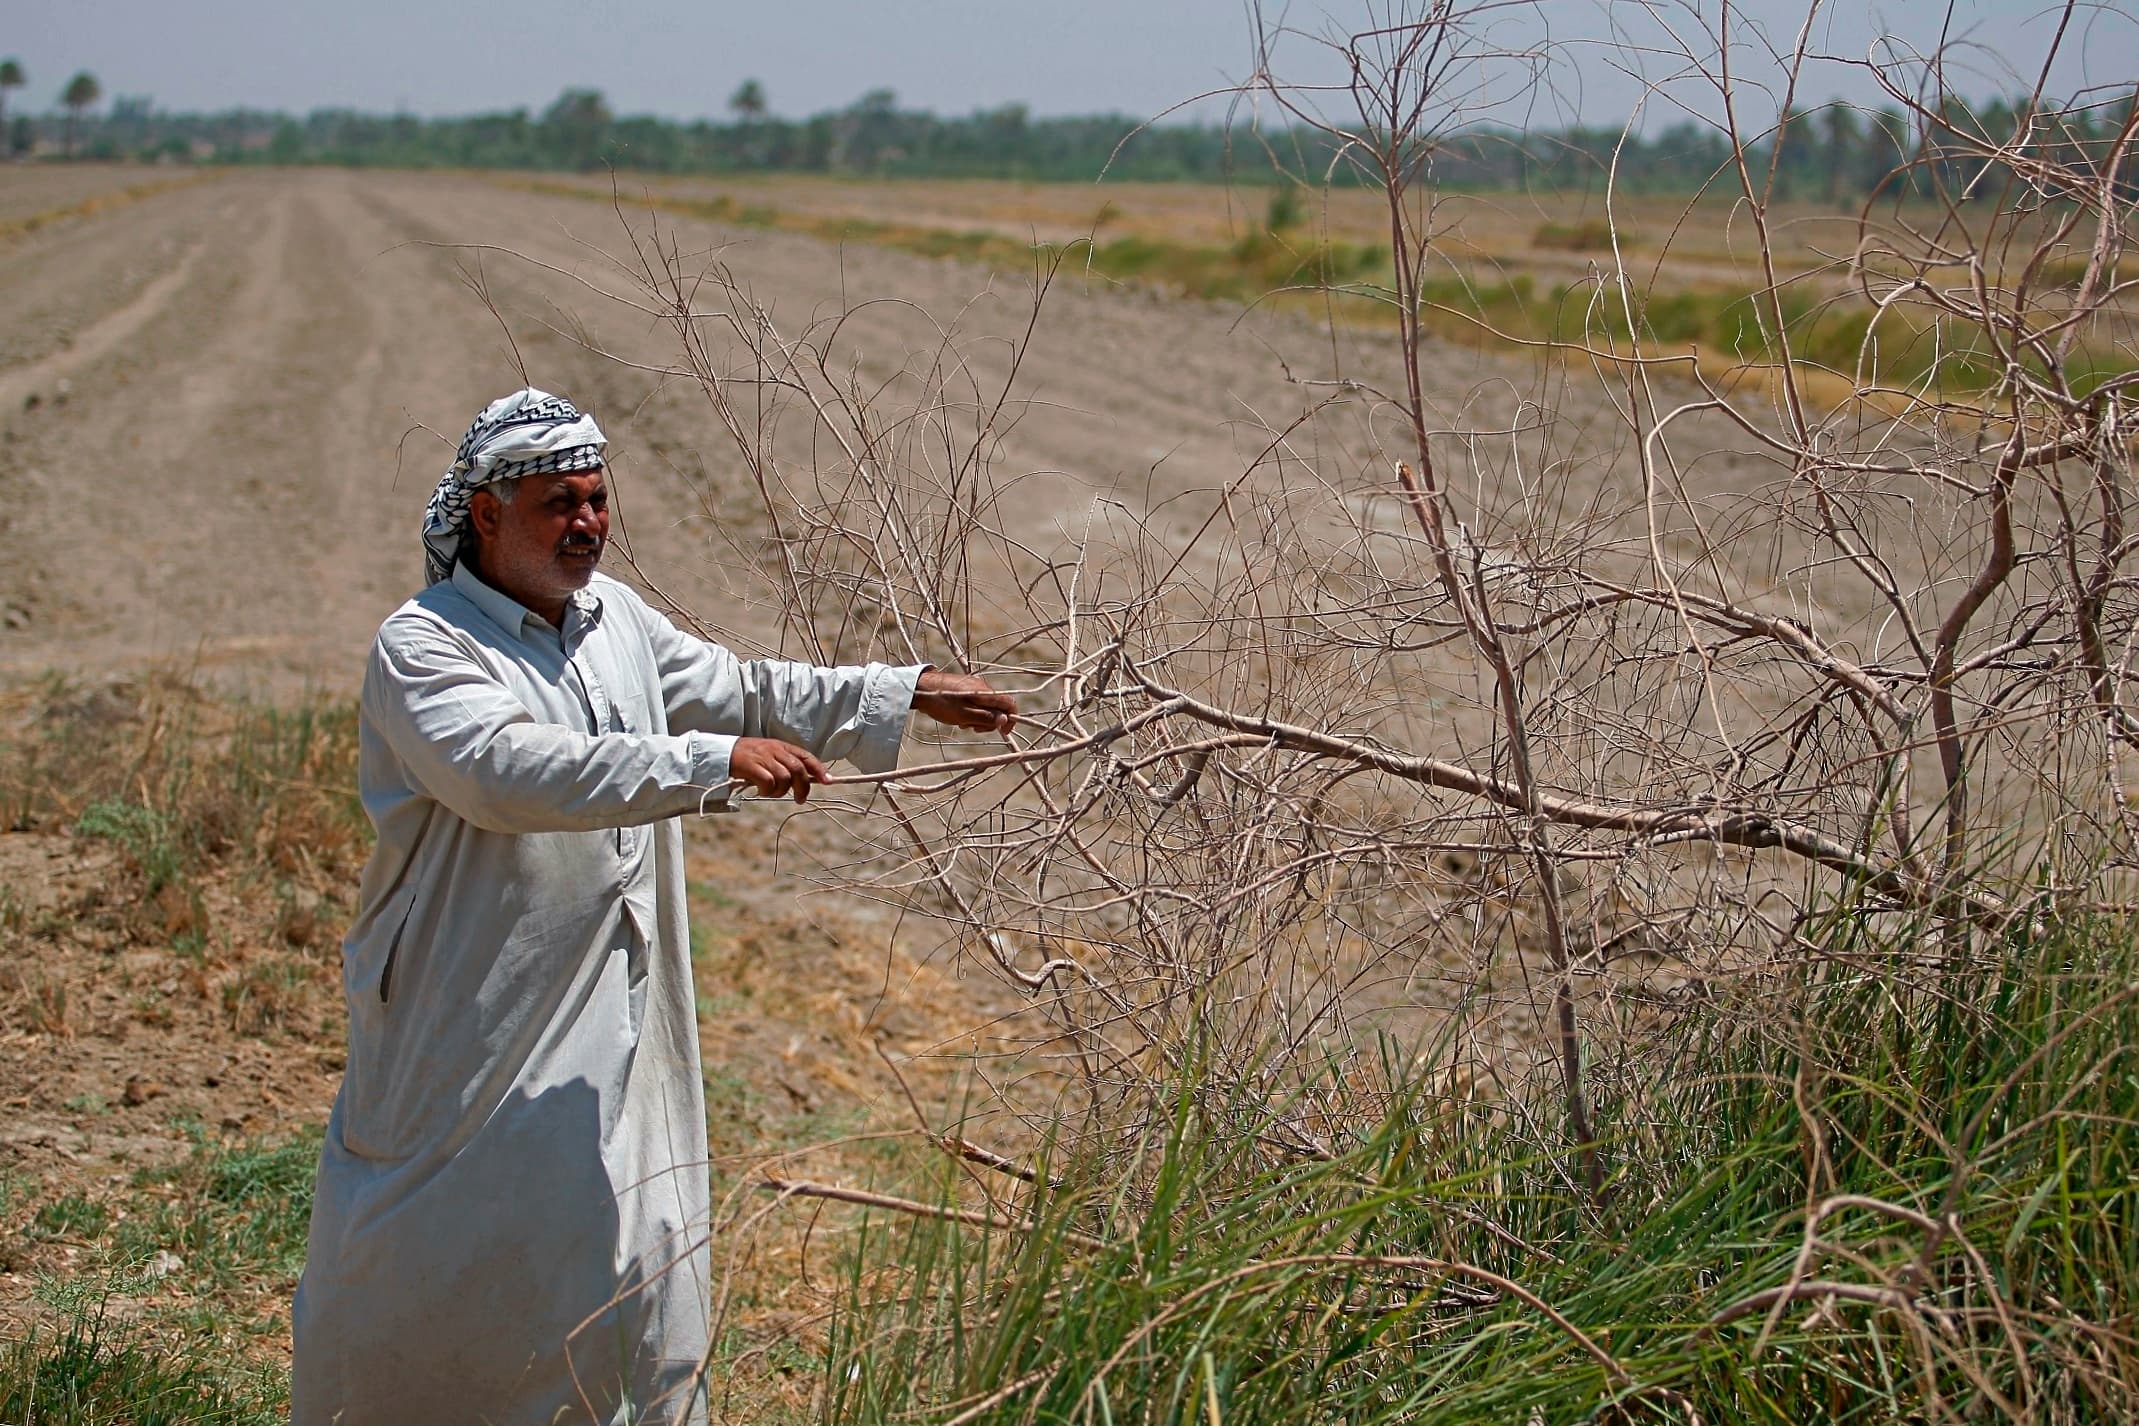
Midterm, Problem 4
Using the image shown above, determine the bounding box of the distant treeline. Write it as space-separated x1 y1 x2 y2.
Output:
9 84 2134 198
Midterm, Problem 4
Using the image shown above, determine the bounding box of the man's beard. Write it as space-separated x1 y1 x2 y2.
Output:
488 533 603 606
551 534 603 587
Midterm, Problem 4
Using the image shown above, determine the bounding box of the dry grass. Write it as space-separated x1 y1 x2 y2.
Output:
0 170 217 243
0 670 366 903
0 672 365 1396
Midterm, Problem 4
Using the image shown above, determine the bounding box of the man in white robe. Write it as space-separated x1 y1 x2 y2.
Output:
292 389 1012 1425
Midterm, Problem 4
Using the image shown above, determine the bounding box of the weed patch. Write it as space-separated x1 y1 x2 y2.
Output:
32 1193 109 1242
1 1125 319 1422
0 672 367 949
115 1127 321 1290
819 913 2139 1422
75 798 186 893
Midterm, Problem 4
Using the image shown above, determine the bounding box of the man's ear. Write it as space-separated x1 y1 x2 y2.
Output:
468 488 504 541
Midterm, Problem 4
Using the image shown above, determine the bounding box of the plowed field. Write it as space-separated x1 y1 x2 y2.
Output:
0 167 1504 683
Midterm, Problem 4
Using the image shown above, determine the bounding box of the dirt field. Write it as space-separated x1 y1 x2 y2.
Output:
0 163 195 227
0 166 1798 677
0 167 1361 682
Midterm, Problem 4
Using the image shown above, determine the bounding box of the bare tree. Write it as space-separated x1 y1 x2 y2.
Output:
464 3 2139 1404
557 1 2138 1194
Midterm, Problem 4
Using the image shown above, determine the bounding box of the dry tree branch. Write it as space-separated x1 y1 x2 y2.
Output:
476 5 2139 1371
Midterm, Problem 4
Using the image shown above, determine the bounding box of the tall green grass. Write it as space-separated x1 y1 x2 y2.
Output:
821 909 2138 1423
1410 273 2133 396
0 1306 285 1426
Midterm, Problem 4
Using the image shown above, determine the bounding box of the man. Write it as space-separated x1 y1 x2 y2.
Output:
292 389 1013 1425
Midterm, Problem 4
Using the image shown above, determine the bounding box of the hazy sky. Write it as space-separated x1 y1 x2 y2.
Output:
8 1 2135 127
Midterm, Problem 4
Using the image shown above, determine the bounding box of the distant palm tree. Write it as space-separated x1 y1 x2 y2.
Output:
62 70 101 158
0 60 23 139
728 79 766 125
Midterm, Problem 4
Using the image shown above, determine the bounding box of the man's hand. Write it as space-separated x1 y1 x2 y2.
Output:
911 670 1018 734
729 737 829 803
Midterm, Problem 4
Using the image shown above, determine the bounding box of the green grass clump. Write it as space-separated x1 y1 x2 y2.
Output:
32 1192 110 1241
0 1304 286 1425
74 797 187 893
1 1128 319 1423
1532 217 1616 251
116 1127 321 1289
822 911 2139 1423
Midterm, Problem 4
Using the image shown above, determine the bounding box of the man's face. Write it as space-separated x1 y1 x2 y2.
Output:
470 468 609 619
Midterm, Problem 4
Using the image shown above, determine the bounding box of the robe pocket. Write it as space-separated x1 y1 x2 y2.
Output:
611 689 656 859
342 879 418 1006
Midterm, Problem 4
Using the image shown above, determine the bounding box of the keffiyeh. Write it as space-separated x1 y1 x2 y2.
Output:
421 388 607 584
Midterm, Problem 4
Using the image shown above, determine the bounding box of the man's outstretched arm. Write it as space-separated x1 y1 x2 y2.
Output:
725 669 1021 801
638 600 1016 801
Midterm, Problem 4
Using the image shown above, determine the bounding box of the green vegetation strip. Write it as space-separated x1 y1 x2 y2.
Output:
505 175 2130 398
501 175 1382 307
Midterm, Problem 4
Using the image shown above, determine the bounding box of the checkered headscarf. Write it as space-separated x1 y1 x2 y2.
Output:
421 388 607 584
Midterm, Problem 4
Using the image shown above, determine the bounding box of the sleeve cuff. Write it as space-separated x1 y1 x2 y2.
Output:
851 664 924 775
689 732 739 814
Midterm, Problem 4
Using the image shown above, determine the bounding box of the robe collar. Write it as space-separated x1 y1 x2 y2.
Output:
450 559 605 653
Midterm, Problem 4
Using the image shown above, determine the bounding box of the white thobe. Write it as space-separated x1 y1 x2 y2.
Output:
292 563 920 1426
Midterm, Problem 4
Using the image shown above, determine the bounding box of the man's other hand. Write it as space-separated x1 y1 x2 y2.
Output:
729 737 829 802
911 670 1018 734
